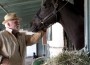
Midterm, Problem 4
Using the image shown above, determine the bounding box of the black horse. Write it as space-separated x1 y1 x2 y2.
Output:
30 0 84 50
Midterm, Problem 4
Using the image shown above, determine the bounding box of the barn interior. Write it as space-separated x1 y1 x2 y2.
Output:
0 0 84 65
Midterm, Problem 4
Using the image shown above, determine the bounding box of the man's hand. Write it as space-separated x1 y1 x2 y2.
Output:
1 58 9 65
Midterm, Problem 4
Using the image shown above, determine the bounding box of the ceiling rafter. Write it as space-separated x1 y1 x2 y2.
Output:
0 0 42 29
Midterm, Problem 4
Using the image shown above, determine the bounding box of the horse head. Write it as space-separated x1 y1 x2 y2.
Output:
30 0 61 32
30 0 84 50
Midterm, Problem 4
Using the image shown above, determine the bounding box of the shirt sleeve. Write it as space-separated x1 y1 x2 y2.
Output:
25 31 46 46
0 38 2 62
0 38 2 50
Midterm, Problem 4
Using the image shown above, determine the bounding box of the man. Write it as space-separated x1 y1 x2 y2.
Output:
0 13 46 65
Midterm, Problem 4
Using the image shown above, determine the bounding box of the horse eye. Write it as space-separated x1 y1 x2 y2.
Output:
43 3 47 8
43 3 46 6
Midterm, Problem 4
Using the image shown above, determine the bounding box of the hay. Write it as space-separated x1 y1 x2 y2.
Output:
43 51 90 65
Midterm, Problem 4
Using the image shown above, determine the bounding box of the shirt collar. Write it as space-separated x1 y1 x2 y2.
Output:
6 28 13 33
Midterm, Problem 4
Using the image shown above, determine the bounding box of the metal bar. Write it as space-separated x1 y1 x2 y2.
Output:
0 4 8 14
84 0 90 52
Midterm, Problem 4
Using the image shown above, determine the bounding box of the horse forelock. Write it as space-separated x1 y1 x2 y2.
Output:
38 3 54 19
43 1 54 9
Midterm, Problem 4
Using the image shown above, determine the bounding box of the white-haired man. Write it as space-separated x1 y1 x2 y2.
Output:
0 13 46 65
